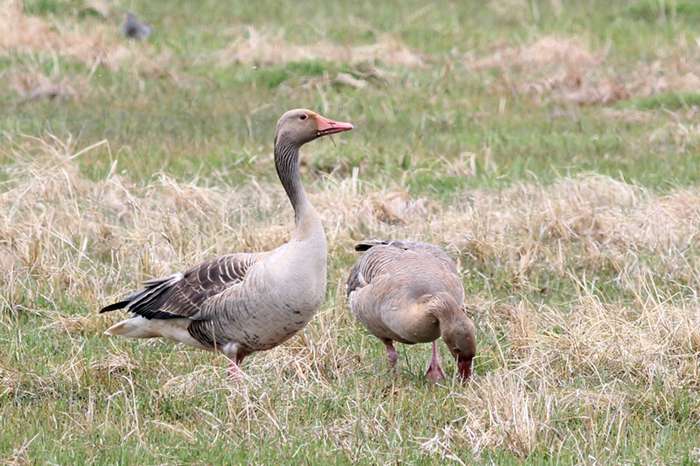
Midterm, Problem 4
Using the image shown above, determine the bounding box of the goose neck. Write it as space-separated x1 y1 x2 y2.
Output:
274 141 316 230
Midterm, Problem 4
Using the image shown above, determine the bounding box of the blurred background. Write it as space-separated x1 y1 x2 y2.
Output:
3 0 700 190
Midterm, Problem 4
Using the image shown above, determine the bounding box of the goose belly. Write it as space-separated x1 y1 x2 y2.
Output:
226 245 326 351
225 283 323 350
238 300 319 350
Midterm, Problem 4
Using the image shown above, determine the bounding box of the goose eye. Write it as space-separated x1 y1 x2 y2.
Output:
299 114 308 120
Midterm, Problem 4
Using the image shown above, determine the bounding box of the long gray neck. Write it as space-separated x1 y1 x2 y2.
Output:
274 140 312 225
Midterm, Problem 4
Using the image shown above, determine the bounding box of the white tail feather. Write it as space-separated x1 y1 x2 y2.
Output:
105 316 204 348
105 317 158 338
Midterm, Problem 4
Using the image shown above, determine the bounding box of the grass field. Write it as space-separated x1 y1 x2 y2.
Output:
2 0 700 463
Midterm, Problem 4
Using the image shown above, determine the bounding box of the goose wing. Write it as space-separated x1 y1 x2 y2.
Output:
355 240 457 273
349 240 457 295
346 243 406 296
100 253 259 320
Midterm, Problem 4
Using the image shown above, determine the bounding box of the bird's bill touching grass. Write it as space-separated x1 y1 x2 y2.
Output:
314 114 354 136
457 355 473 380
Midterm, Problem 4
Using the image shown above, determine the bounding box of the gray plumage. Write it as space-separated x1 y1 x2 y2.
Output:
101 254 257 321
122 12 151 40
348 240 458 295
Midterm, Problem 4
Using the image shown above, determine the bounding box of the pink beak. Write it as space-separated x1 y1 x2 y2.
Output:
315 114 354 136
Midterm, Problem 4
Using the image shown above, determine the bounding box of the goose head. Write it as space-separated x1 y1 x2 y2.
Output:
275 109 353 147
441 316 476 380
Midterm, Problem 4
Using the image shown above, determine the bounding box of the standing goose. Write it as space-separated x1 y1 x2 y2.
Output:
100 109 353 376
347 240 476 381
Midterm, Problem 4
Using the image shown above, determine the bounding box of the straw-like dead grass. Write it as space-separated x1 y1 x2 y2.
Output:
1 136 698 462
469 35 700 106
469 36 600 72
5 64 89 102
2 135 699 330
466 36 625 105
423 293 700 458
215 26 424 67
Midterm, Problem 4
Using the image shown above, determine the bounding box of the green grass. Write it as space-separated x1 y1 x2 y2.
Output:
1 0 700 464
626 0 700 22
629 91 700 110
22 0 83 16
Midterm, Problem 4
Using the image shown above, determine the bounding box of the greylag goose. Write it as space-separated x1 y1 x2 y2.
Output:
100 109 353 376
346 240 476 381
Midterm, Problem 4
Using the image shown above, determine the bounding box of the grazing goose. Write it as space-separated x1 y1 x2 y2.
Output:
100 109 353 376
346 240 476 381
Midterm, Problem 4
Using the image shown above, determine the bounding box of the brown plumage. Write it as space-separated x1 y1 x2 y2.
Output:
347 240 476 381
100 109 353 377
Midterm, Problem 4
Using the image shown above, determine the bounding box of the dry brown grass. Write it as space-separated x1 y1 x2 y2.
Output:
215 26 424 67
627 35 700 97
4 64 89 102
648 117 700 153
429 293 700 458
1 136 698 461
469 36 600 72
2 135 699 328
466 35 624 105
468 35 700 105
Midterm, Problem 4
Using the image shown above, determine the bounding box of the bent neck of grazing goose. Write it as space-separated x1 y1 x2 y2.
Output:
425 292 476 380
274 139 320 239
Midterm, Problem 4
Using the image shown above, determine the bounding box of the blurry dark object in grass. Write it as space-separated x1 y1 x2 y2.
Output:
122 12 151 40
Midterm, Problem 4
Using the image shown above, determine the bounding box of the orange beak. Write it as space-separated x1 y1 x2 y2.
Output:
314 114 354 136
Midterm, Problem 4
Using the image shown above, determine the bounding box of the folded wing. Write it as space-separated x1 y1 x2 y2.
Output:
347 239 458 297
100 253 259 320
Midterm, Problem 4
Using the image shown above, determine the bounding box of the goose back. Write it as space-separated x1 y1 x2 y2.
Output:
347 240 463 344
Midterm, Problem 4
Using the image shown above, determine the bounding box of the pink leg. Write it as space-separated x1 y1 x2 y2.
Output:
226 354 246 381
425 341 446 382
228 360 242 379
382 339 398 369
